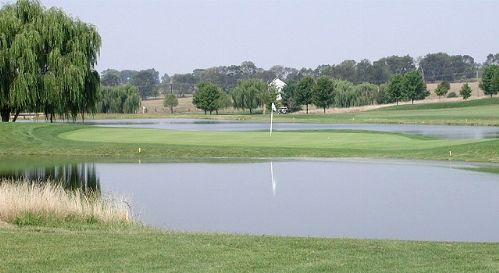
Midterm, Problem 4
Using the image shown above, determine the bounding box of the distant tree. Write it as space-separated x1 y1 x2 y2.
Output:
130 69 160 99
355 59 374 83
484 53 499 66
163 94 178 113
231 79 267 114
296 76 315 113
161 73 171 84
376 83 394 104
334 80 357 108
403 70 429 104
193 82 222 114
258 86 278 115
332 60 357 82
281 81 302 112
355 83 378 105
120 70 138 84
435 81 451 98
460 83 472 100
215 93 233 114
419 53 476 82
480 65 499 97
101 69 122 86
312 76 335 113
387 74 405 105
97 85 140 114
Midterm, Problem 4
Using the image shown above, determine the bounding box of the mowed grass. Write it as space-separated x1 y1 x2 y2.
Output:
1 226 499 273
2 123 499 162
61 127 475 151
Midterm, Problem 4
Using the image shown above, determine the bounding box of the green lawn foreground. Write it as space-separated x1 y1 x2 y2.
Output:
1 225 498 273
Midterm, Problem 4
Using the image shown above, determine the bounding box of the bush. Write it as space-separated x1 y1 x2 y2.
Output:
446 92 458 98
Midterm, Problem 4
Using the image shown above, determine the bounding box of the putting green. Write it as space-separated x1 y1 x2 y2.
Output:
60 127 480 151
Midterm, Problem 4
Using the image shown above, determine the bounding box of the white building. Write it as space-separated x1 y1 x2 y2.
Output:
269 78 286 101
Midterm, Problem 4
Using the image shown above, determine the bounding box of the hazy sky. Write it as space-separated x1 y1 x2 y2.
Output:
24 0 499 75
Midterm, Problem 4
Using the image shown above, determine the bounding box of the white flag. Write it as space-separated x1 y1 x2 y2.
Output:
271 102 277 112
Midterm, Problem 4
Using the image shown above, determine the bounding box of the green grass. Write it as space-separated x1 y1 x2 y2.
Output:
2 123 499 162
1 225 498 273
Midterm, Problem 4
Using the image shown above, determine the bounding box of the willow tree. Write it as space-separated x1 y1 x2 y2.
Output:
0 0 101 122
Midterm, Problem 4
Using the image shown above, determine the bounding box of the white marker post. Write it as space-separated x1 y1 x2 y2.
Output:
270 103 276 136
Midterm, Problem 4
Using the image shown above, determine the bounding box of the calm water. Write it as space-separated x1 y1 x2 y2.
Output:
84 118 499 139
5 159 498 242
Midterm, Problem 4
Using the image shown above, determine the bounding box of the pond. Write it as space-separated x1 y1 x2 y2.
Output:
82 118 499 139
3 159 499 242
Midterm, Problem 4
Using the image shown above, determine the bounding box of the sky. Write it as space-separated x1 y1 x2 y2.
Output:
13 0 499 76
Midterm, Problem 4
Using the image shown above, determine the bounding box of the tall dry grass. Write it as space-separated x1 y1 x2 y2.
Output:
0 180 131 225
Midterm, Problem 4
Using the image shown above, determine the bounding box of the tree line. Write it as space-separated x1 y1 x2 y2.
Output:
190 70 426 115
102 53 498 100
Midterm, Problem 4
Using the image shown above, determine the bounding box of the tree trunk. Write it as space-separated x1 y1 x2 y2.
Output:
50 113 54 123
249 108 252 115
323 107 326 114
170 106 173 114
412 98 414 104
0 107 10 122
306 104 308 114
396 100 399 106
12 110 20 122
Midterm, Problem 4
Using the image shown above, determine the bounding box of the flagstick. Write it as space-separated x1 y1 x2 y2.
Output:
270 106 273 136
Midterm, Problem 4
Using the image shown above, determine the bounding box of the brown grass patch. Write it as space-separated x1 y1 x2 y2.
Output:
0 180 131 225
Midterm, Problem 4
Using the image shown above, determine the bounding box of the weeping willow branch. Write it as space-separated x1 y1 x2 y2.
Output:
0 0 101 122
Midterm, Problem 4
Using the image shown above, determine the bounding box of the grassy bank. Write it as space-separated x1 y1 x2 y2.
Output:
1 123 499 162
0 225 498 273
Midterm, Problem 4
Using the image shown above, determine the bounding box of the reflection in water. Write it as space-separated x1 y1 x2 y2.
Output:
0 163 100 193
270 161 276 196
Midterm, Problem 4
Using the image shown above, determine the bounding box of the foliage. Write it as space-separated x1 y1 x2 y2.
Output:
354 83 378 105
96 85 140 114
296 76 315 113
460 83 472 100
446 92 458 98
231 79 268 114
387 74 405 105
0 0 101 122
130 69 160 99
435 81 450 97
193 82 223 114
312 76 335 113
216 93 233 114
479 65 499 97
403 70 429 104
281 81 302 112
419 53 476 82
375 83 394 104
101 69 122 86
163 94 178 113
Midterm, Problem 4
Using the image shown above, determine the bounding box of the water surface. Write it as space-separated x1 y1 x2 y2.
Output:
84 118 499 139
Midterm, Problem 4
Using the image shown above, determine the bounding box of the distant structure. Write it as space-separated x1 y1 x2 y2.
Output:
269 78 286 101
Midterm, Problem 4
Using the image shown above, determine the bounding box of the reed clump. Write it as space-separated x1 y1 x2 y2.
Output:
0 180 131 226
